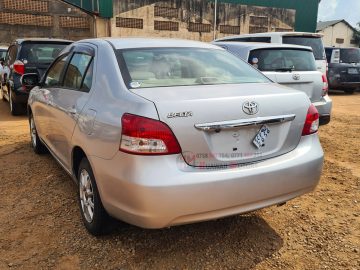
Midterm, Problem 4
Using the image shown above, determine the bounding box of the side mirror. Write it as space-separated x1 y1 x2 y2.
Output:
21 73 39 88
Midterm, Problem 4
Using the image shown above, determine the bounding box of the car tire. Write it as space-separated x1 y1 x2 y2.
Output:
9 91 21 115
29 114 48 154
345 89 355 94
78 157 109 236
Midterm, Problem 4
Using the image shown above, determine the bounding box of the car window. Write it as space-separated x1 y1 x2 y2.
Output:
282 36 325 60
63 53 93 90
220 37 271 43
248 49 317 71
44 54 69 88
118 48 270 89
325 48 332 63
0 50 7 60
340 48 360 63
7 45 17 66
81 59 94 92
19 43 68 64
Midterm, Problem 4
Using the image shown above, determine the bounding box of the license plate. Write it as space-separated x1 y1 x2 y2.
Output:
253 125 270 149
348 68 359 74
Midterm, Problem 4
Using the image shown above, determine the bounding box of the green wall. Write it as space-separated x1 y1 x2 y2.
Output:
218 0 319 32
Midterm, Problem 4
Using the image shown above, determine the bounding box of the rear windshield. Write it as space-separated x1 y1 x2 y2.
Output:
248 49 316 72
282 36 325 60
117 48 270 89
340 48 360 63
0 49 6 60
19 43 69 64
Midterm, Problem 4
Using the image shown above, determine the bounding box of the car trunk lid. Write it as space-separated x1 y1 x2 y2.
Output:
133 83 310 167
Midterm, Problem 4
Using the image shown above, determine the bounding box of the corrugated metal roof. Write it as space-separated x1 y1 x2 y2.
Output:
316 20 343 31
61 0 113 18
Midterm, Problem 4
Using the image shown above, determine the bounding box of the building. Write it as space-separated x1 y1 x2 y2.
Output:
317 19 358 48
64 0 320 41
0 0 95 44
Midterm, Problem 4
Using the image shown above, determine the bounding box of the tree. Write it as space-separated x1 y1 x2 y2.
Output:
353 22 360 47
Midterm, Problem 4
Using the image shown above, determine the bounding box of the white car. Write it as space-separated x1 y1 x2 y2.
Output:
214 42 332 125
214 32 327 76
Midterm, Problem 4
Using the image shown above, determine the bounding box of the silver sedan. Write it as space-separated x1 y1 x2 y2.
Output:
25 38 324 235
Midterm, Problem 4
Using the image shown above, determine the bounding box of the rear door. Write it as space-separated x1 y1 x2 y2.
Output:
248 48 323 102
46 45 94 169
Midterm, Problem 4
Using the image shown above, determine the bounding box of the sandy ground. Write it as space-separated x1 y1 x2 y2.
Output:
0 92 359 270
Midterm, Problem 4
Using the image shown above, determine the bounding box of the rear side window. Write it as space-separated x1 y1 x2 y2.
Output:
0 50 7 60
248 49 317 72
340 48 360 63
6 45 17 65
118 48 270 89
221 37 271 43
44 54 70 87
19 43 68 64
282 36 325 60
63 53 93 91
325 48 332 63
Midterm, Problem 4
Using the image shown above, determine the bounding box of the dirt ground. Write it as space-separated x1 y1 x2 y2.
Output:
0 92 359 270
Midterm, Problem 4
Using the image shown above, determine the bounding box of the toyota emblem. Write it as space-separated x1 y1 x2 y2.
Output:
292 73 300 80
242 101 259 115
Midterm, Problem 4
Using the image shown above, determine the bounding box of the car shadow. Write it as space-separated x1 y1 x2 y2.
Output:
102 214 283 269
329 89 360 96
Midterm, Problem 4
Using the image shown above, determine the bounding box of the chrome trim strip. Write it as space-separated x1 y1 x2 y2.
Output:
194 114 296 131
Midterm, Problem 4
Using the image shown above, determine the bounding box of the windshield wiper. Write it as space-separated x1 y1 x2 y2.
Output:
274 67 295 72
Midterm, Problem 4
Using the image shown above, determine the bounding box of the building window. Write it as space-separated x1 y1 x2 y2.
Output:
3 0 49 13
188 22 211 33
249 26 268 34
336 38 344 44
154 21 179 31
219 25 240 35
350 39 356 45
250 16 269 27
275 27 293 32
116 17 143 29
0 12 52 27
154 6 179 19
60 16 89 29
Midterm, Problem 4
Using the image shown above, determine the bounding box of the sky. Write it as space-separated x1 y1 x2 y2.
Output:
318 0 360 28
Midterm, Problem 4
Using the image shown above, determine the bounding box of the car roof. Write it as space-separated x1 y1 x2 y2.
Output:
15 38 73 44
214 41 313 51
215 31 324 42
0 46 8 50
81 37 223 50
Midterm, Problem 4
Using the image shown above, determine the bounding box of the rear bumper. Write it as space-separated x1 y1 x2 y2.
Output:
90 134 324 229
313 95 332 125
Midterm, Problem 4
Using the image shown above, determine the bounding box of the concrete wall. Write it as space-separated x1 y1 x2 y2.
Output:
0 0 95 45
111 0 295 42
319 22 357 48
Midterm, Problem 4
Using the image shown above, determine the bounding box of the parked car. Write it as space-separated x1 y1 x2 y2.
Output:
325 47 360 94
0 45 8 96
214 42 332 125
0 38 72 115
25 38 324 235
214 32 327 76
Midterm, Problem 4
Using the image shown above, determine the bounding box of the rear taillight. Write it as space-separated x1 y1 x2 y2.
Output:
302 104 319 136
14 60 25 75
322 74 328 96
120 113 181 155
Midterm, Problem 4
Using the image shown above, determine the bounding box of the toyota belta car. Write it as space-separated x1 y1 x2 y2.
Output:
25 38 324 235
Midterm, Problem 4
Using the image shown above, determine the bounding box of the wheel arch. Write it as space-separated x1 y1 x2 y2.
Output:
72 146 88 182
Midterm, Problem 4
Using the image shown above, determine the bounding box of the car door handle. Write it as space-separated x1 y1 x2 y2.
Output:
67 108 77 115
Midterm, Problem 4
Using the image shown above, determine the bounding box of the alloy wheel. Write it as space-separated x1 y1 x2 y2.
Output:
79 169 95 223
30 117 37 148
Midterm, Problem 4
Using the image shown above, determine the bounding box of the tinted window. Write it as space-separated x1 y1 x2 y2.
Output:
248 49 317 71
221 37 271 43
340 48 360 63
325 48 332 63
44 54 69 87
282 36 325 60
19 43 68 64
118 48 270 89
63 53 93 90
0 50 7 60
